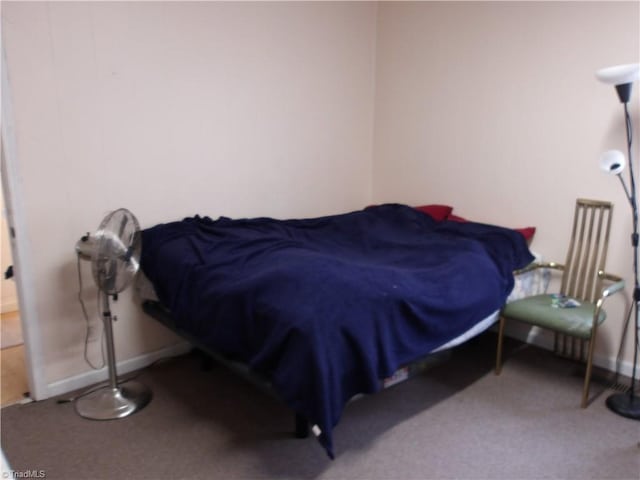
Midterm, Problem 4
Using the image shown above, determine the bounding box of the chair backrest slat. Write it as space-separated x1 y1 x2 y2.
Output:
560 199 613 303
583 205 606 299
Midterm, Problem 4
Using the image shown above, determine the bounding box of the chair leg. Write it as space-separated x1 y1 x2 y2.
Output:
581 337 597 408
495 315 506 375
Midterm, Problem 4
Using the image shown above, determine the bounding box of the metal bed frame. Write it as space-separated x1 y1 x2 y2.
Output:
142 299 451 440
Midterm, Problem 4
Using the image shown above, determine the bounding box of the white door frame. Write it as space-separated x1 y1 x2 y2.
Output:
1 46 47 400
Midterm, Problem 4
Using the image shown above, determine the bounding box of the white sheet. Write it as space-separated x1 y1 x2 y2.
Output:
433 310 499 353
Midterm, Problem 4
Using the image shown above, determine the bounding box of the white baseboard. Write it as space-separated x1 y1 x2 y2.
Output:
504 325 639 380
45 341 192 399
39 328 640 400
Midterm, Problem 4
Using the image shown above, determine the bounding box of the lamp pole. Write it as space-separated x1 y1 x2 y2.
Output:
597 63 640 420
604 99 640 420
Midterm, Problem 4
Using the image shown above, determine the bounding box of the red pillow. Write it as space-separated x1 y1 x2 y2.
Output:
411 205 535 243
447 214 468 223
445 209 536 243
414 204 453 222
515 226 536 242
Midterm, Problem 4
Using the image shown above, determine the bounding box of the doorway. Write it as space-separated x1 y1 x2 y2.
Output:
1 181 28 406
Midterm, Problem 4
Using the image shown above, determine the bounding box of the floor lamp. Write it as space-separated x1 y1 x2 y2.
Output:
596 62 640 420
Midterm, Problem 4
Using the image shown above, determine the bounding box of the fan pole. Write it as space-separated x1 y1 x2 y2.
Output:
102 292 119 390
74 292 152 420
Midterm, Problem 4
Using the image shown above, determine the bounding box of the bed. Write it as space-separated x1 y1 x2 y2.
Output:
139 203 534 458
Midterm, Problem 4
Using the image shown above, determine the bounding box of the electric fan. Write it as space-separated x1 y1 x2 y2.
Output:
74 208 152 420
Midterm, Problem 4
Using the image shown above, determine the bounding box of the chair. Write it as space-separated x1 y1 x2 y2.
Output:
495 198 625 407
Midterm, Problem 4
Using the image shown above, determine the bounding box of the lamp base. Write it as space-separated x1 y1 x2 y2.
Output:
74 380 152 420
605 391 640 420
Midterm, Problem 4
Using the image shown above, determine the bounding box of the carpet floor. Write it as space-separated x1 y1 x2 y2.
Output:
1 333 638 480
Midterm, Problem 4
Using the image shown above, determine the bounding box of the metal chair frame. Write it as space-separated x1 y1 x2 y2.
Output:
496 199 625 407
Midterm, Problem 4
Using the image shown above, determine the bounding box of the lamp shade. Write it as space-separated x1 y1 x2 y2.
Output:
595 63 640 85
599 150 626 175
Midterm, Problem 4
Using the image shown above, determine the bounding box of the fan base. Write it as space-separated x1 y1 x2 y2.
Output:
74 380 152 420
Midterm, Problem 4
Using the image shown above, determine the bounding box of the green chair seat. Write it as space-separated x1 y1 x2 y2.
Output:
503 294 606 340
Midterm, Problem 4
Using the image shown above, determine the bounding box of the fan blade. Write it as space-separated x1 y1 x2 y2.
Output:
89 208 141 294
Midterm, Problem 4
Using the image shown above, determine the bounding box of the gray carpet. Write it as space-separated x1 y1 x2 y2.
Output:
1 333 638 479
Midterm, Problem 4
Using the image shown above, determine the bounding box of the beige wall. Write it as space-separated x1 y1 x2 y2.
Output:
3 1 640 396
373 2 639 368
2 1 376 387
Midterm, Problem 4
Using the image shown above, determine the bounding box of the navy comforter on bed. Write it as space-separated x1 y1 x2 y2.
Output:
140 204 534 458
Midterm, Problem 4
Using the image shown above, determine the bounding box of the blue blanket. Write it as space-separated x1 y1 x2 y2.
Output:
140 204 534 458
